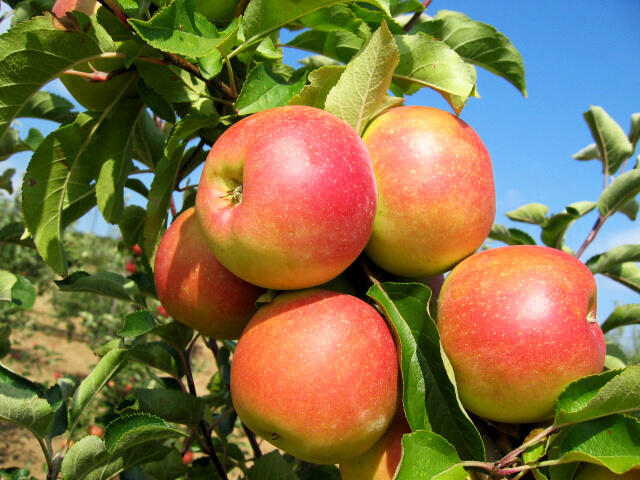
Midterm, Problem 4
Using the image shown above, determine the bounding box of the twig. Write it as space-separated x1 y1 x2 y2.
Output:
403 0 432 33
0 9 14 24
169 197 178 218
234 0 250 17
242 423 263 458
96 0 131 28
63 67 129 82
205 338 220 357
224 55 238 98
575 215 605 259
499 423 562 468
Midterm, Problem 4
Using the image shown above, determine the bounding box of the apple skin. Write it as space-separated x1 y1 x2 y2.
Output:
196 106 377 290
339 414 410 480
437 245 606 423
230 289 398 464
153 207 264 339
362 106 495 277
575 465 640 480
52 0 98 18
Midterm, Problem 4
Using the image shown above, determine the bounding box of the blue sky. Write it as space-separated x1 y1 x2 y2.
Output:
1 0 640 322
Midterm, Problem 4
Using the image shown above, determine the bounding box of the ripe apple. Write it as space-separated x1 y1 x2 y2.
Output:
132 244 143 256
125 261 137 274
339 414 410 480
230 290 398 464
195 105 377 290
154 207 264 339
575 465 640 480
437 245 606 423
182 450 194 465
51 0 98 18
362 106 495 277
88 424 104 437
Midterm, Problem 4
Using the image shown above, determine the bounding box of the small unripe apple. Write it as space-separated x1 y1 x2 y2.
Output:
362 106 495 277
339 414 410 480
196 106 377 290
575 465 640 480
438 245 606 423
154 208 264 339
230 290 398 464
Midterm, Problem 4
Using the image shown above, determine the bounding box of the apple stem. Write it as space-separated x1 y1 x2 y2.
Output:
63 67 128 82
403 0 433 33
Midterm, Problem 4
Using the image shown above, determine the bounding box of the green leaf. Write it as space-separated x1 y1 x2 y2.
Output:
164 99 219 158
396 430 467 480
0 326 10 359
0 15 113 144
598 169 640 218
55 271 145 306
129 342 183 377
586 244 640 275
45 383 69 439
104 413 186 454
0 222 34 248
0 129 30 162
132 109 167 169
247 451 299 480
9 275 36 310
136 78 176 125
70 349 129 426
286 29 364 63
22 128 44 151
135 388 204 425
119 205 147 247
488 224 536 246
548 415 640 475
555 366 640 425
149 322 193 350
541 202 596 249
242 0 390 46
298 55 341 70
289 65 345 109
17 91 75 124
0 270 17 304
601 304 640 334
118 310 157 338
129 0 238 58
573 143 601 162
600 262 640 295
136 61 209 104
0 168 15 193
0 365 54 438
583 106 634 175
325 22 399 134
61 435 171 480
413 10 526 96
367 282 484 461
140 448 186 480
95 99 144 223
506 203 549 225
236 63 308 115
392 32 476 114
629 113 640 150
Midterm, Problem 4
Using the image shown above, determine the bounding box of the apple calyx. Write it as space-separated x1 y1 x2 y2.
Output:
225 183 243 204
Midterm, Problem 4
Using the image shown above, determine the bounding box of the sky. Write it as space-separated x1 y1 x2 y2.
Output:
1 0 640 322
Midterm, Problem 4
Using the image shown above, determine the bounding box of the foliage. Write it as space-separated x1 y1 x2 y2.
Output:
0 0 638 479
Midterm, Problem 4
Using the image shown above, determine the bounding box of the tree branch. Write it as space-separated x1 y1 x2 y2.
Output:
242 423 263 458
403 0 432 33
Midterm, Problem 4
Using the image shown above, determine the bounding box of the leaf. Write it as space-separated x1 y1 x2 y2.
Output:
286 29 364 63
129 342 183 377
0 366 54 438
413 10 526 96
236 63 308 115
61 435 171 480
598 169 640 218
506 203 549 225
164 99 219 158
392 32 476 114
55 271 145 306
601 304 640 334
136 78 176 125
135 61 209 104
119 205 147 247
629 113 640 150
0 15 113 144
17 91 75 124
129 0 239 58
555 366 640 425
9 275 36 309
0 168 15 193
0 129 29 162
601 262 640 295
140 449 187 480
547 415 640 475
247 451 299 480
45 383 69 439
573 143 600 162
0 270 18 304
135 388 204 425
70 349 129 426
104 413 186 454
395 430 467 480
583 106 634 175
149 322 193 350
367 282 484 461
289 65 345 109
618 198 639 221
0 222 34 248
488 224 536 246
586 244 640 275
118 310 157 338
541 202 597 249
242 0 390 45
325 22 399 135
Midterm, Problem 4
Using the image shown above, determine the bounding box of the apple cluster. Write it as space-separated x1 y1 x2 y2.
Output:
153 105 606 476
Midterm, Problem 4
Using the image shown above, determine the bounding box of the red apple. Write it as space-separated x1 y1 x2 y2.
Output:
230 290 398 464
132 244 143 256
182 450 194 465
575 465 640 480
53 372 61 379
362 106 495 277
88 424 104 437
437 245 606 423
52 0 98 18
339 414 410 480
154 208 264 339
195 106 377 290
125 261 137 274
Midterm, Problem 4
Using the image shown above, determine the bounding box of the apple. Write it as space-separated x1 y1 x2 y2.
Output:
88 424 104 437
154 207 264 339
125 261 137 274
195 105 377 290
132 244 143 256
437 245 606 423
362 106 495 277
182 450 194 465
51 0 98 18
339 414 410 480
575 465 640 480
230 289 398 464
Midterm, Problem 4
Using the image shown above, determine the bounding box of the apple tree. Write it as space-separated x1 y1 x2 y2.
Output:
0 0 639 479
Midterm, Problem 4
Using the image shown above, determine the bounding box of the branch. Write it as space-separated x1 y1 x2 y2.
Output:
96 0 131 28
242 423 263 458
63 67 129 82
575 215 605 259
235 0 250 17
403 0 432 33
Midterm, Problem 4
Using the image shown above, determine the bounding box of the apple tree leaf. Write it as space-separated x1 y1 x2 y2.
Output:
54 271 145 306
540 201 596 249
325 22 399 135
583 106 634 175
506 203 549 225
395 430 467 480
598 169 640 218
236 63 308 115
488 224 537 246
17 91 75 124
585 244 640 275
118 205 147 247
0 129 30 162
412 10 526 96
104 413 186 454
601 304 640 334
367 282 485 461
286 29 364 64
600 262 640 295
129 342 183 377
134 388 204 426
289 65 345 109
247 451 299 480
118 310 157 338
